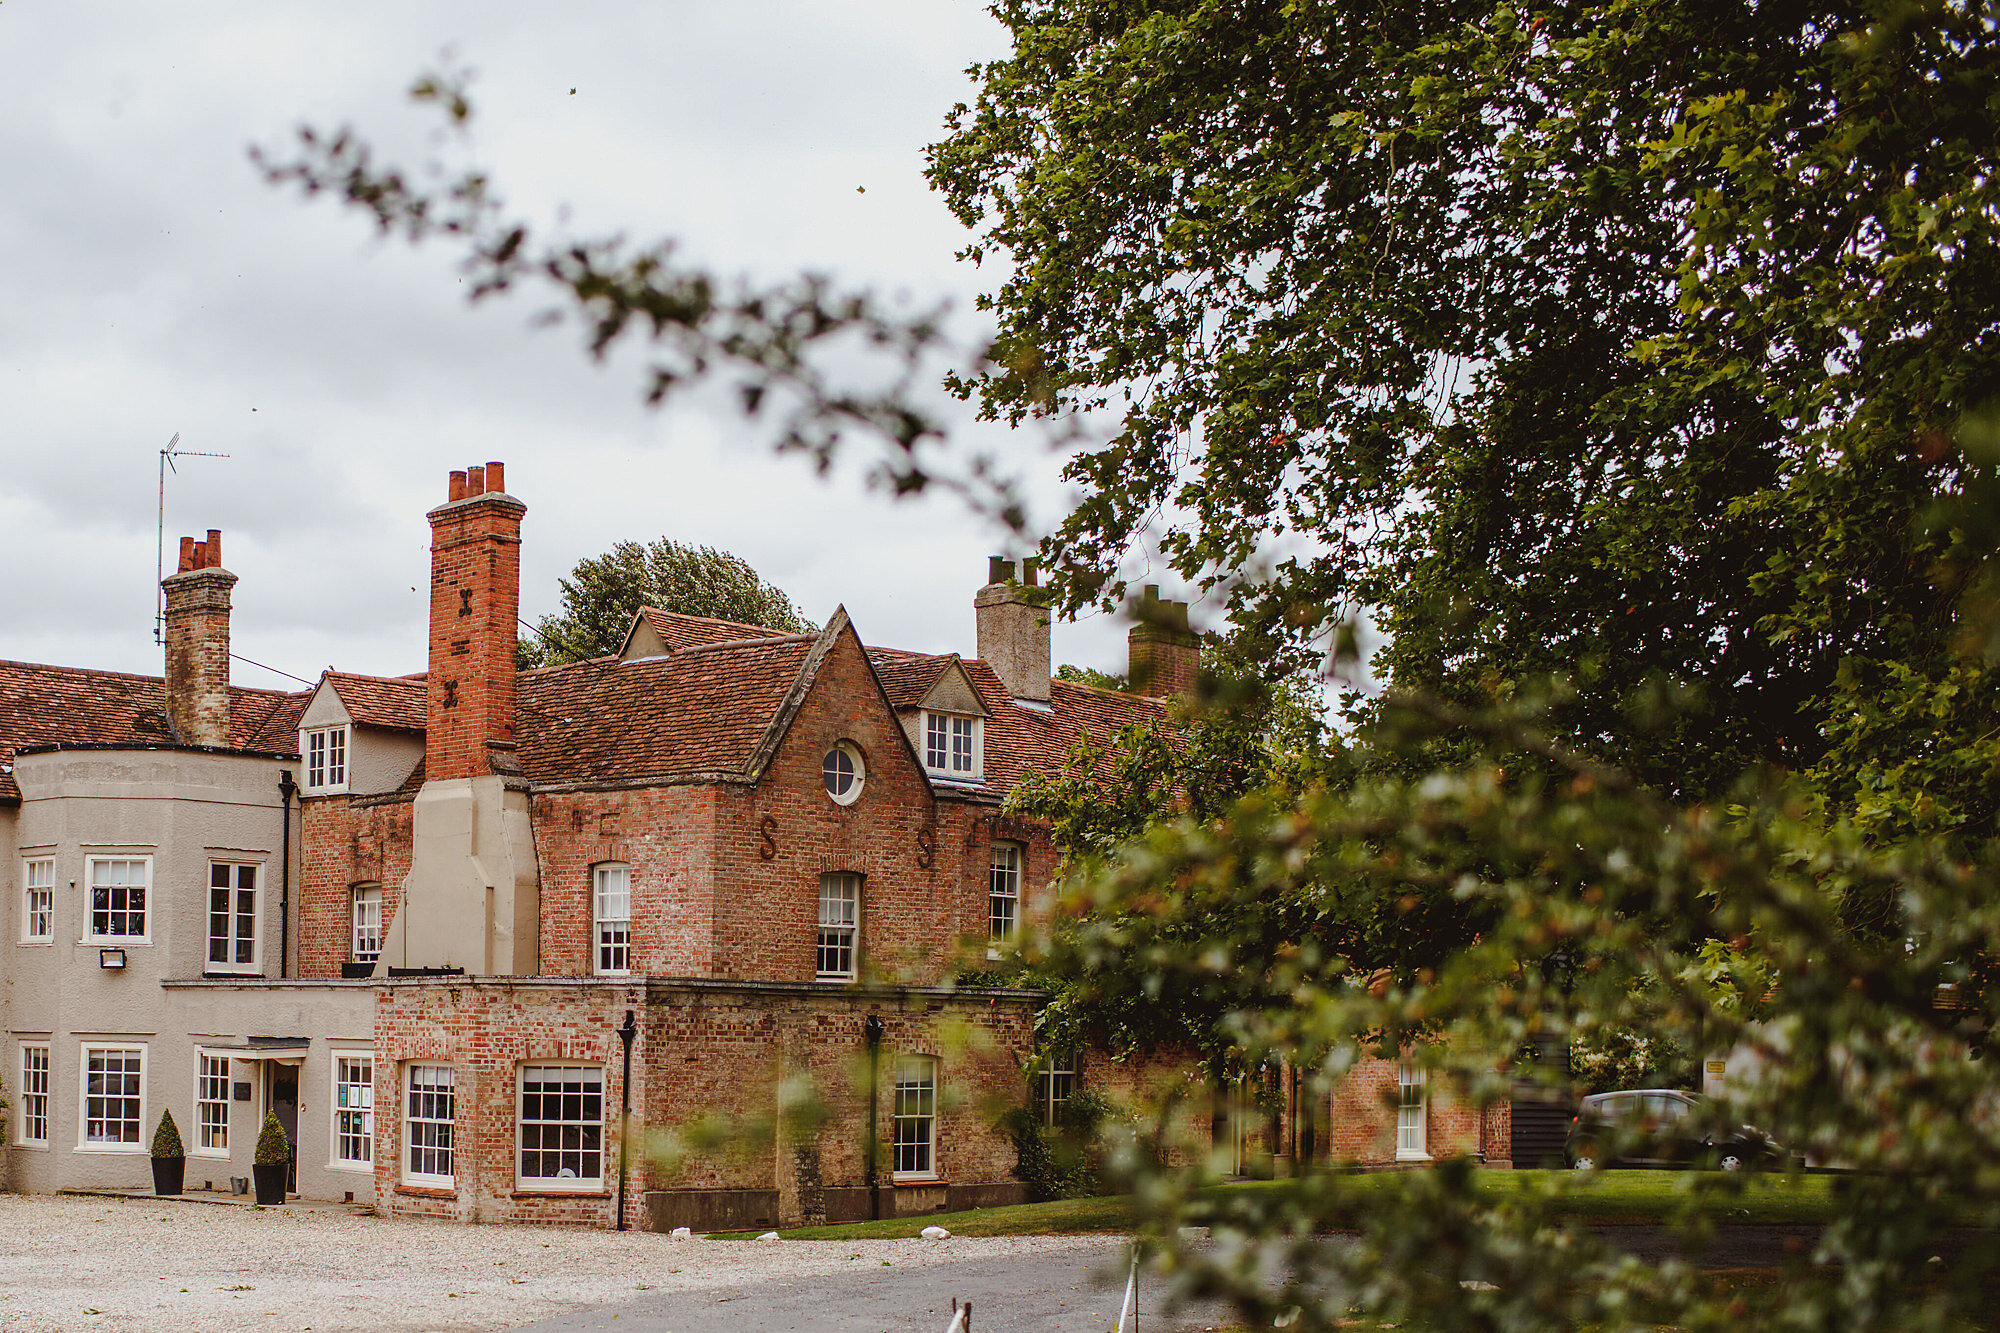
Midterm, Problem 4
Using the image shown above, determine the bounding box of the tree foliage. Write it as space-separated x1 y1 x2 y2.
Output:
519 537 809 668
930 0 2000 836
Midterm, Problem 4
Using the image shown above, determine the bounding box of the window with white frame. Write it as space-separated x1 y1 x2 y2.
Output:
334 1054 373 1168
1396 1059 1429 1161
21 858 53 943
81 1045 144 1148
893 1056 938 1178
87 858 149 941
207 862 258 972
405 1064 454 1186
195 1053 230 1154
18 1044 49 1145
517 1064 604 1189
351 885 382 965
922 712 980 778
988 841 1022 945
821 741 866 805
817 873 860 980
304 726 348 793
1038 1051 1075 1129
593 864 631 975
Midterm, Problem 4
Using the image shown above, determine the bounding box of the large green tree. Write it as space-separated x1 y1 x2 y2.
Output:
519 537 809 668
929 0 2000 841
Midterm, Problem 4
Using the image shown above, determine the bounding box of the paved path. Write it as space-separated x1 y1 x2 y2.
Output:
510 1239 1235 1333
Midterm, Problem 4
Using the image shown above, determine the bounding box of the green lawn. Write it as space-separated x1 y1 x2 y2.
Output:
711 1169 1840 1240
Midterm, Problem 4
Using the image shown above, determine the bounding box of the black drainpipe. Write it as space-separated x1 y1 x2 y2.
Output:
277 769 297 978
617 1008 639 1230
864 1013 884 1221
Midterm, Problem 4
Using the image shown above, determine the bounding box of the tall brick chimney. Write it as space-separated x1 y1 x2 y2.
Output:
975 556 1052 703
162 528 236 747
1128 585 1199 698
426 461 526 780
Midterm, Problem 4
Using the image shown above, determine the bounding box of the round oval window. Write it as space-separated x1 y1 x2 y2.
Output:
822 742 864 805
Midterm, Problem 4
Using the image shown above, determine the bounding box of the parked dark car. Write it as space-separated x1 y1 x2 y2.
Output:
1564 1089 1782 1171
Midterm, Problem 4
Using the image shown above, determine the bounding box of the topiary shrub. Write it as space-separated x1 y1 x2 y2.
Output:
150 1109 185 1158
1004 1089 1111 1202
253 1111 290 1166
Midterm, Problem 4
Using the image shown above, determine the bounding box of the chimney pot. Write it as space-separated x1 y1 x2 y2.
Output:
1022 556 1040 588
467 465 486 497
987 556 1015 586
206 530 222 568
178 536 196 573
449 470 467 502
486 461 505 493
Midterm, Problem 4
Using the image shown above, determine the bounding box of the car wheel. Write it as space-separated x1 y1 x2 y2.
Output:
1717 1152 1744 1172
1570 1143 1601 1171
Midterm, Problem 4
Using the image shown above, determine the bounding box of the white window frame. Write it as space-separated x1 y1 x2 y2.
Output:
21 858 54 944
84 857 150 943
1038 1051 1075 1130
817 873 860 980
18 1043 50 1145
922 712 982 780
516 1064 605 1191
304 725 349 794
194 1051 231 1156
821 741 866 806
988 841 1022 950
77 1043 146 1152
331 1051 374 1171
593 864 632 976
206 861 260 974
404 1063 455 1187
892 1056 939 1180
1396 1059 1430 1162
350 885 382 965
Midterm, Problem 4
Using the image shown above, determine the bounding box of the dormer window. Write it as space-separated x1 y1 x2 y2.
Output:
923 712 981 781
305 725 349 793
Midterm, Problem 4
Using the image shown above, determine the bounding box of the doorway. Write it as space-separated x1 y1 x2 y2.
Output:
268 1065 300 1194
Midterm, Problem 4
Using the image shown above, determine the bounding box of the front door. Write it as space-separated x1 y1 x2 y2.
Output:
270 1067 300 1192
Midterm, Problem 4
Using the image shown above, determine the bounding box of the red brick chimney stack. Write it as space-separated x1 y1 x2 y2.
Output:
1128 585 1199 698
162 528 238 747
426 461 526 781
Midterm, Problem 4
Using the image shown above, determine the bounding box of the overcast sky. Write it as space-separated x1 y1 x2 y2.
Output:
1 2 1194 693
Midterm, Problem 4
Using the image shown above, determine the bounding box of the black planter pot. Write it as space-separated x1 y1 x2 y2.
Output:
151 1156 185 1196
251 1161 287 1205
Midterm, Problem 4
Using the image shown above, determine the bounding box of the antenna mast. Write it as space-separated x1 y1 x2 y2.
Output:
155 433 232 644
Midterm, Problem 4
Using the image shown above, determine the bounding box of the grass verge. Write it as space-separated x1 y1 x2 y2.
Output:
711 1168 1840 1239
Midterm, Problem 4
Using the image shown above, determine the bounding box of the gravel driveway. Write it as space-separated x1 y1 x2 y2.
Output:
0 1195 1122 1333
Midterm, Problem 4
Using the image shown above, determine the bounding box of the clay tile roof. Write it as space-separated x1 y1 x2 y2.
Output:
865 649 953 709
322 672 428 732
0 659 306 804
957 662 1171 796
638 607 795 653
515 635 819 785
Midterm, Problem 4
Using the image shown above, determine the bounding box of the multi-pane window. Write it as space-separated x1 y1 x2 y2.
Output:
87 858 148 940
196 1053 230 1153
517 1064 604 1189
1039 1052 1075 1129
893 1057 938 1178
1396 1060 1428 1161
405 1064 454 1185
19 1045 49 1144
335 1055 373 1167
207 862 258 971
593 864 631 975
305 726 348 791
82 1046 144 1147
988 842 1022 943
22 858 53 942
817 873 860 980
351 885 382 964
923 714 978 776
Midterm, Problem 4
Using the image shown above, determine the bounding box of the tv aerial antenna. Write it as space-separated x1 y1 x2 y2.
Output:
155 432 232 644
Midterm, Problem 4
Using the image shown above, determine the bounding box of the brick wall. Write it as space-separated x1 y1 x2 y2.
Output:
373 978 1036 1229
424 466 524 782
297 796 414 978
